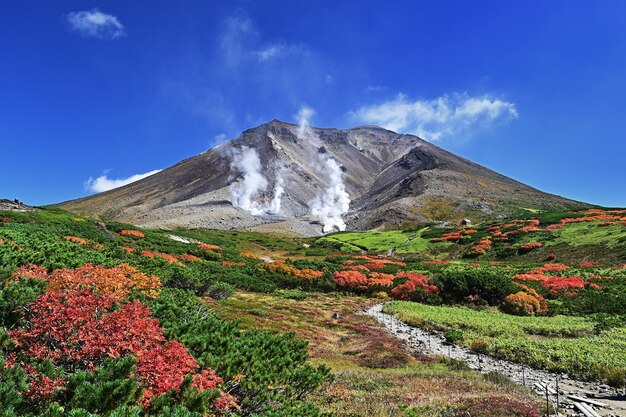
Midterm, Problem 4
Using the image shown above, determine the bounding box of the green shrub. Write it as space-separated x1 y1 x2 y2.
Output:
444 329 464 344
207 282 235 300
436 267 516 305
276 289 308 301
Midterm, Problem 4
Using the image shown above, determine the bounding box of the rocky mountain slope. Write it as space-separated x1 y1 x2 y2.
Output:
57 120 587 235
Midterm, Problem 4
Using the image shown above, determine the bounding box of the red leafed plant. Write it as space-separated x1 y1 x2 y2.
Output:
540 277 586 295
366 272 395 288
8 290 233 408
176 254 204 263
519 242 543 252
390 272 439 300
333 270 368 289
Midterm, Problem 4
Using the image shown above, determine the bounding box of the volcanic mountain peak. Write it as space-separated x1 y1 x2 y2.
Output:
58 120 587 235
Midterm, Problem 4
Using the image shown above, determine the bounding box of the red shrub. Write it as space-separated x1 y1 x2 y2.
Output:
176 254 204 263
390 272 439 300
333 270 368 289
9 290 231 408
519 242 543 252
532 263 570 273
367 272 395 288
541 277 586 295
1 217 11 223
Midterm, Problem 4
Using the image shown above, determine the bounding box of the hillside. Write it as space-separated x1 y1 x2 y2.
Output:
1 206 625 416
57 120 587 235
319 207 626 264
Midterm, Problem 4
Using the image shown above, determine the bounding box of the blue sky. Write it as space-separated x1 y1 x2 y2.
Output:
2 1 626 207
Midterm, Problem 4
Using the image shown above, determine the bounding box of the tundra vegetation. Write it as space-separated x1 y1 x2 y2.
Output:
1 206 625 416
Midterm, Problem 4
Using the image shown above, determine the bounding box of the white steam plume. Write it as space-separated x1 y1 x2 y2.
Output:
296 106 351 233
229 146 284 215
268 169 285 214
309 158 350 232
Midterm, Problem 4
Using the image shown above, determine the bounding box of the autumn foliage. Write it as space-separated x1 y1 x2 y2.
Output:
14 263 162 299
198 242 222 251
501 289 547 316
390 272 440 300
7 290 233 408
120 230 145 238
333 270 368 289
267 261 324 279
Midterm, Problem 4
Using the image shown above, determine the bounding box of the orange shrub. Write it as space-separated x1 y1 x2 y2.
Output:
519 242 543 252
221 261 245 267
267 261 324 279
198 243 222 251
333 270 368 289
24 263 162 299
120 230 145 238
367 272 395 288
65 236 103 250
501 290 547 316
142 251 184 266
176 254 204 263
13 264 49 280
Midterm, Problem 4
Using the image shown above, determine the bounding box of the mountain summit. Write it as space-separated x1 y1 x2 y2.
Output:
58 120 586 235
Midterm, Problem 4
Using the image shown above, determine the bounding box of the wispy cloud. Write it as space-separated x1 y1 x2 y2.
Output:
85 170 161 193
66 8 125 40
160 14 329 136
219 16 306 65
350 93 518 141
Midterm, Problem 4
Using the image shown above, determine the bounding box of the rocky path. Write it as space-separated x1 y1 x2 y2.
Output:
363 303 626 417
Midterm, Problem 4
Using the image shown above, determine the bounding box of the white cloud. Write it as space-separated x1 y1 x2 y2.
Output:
66 8 125 40
85 170 161 193
219 16 308 66
257 44 284 61
351 93 518 141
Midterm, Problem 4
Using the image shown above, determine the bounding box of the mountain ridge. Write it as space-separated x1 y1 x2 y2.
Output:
57 120 588 235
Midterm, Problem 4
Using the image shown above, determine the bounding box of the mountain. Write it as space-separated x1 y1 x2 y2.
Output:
57 120 588 235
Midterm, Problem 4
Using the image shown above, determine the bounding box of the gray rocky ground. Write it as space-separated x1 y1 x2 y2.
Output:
364 303 626 417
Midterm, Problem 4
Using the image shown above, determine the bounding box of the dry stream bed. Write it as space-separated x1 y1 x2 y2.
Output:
364 303 626 417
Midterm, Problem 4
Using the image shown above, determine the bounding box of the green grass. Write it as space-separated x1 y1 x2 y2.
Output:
318 228 446 254
383 301 594 337
384 301 626 382
547 221 626 249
